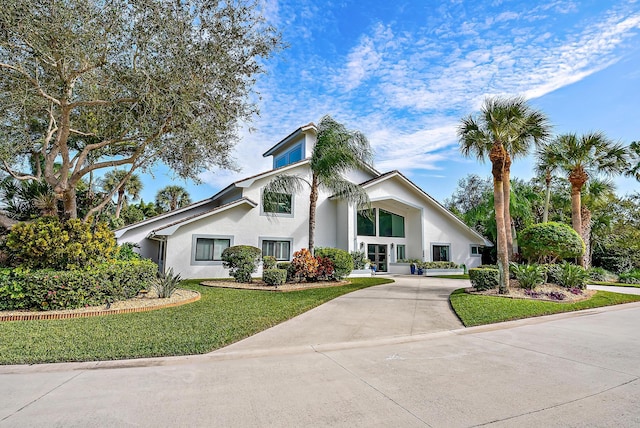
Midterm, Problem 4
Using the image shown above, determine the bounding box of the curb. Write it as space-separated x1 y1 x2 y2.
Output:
0 292 201 322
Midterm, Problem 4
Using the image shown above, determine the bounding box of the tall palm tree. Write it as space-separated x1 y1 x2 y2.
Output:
263 115 373 254
155 185 192 212
458 97 550 293
550 132 628 266
626 141 640 181
101 170 143 219
534 142 561 223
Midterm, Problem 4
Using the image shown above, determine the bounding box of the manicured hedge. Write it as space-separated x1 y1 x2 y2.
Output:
0 260 157 311
469 268 499 291
417 261 460 269
262 269 287 286
314 247 353 279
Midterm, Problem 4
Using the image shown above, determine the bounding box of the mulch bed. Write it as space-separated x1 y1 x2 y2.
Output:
469 280 595 303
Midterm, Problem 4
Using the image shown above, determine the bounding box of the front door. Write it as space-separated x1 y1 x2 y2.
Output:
367 244 387 272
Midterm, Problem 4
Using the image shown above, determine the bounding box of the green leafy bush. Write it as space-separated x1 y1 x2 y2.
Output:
115 242 141 261
588 267 614 282
276 262 295 282
479 264 498 270
469 268 499 291
510 263 546 290
262 256 277 270
0 260 157 311
153 268 181 298
619 270 640 284
262 269 287 286
519 222 585 263
5 217 116 269
417 261 460 269
540 264 562 285
555 262 589 289
350 251 370 269
221 245 262 283
315 247 353 279
291 248 319 282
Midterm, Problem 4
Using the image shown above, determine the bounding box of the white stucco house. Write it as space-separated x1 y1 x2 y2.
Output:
115 123 491 278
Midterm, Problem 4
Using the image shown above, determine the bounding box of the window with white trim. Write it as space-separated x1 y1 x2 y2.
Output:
274 143 303 168
194 238 230 262
396 244 406 261
470 245 483 257
432 244 450 262
262 240 291 261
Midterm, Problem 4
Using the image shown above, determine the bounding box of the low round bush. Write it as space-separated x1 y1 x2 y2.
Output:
469 268 499 291
619 270 640 284
0 260 157 311
263 269 287 286
314 247 353 279
262 256 277 270
350 251 369 270
519 222 585 263
276 262 295 281
221 245 262 283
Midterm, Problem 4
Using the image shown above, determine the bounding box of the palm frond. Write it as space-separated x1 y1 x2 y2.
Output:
262 174 309 196
322 176 370 210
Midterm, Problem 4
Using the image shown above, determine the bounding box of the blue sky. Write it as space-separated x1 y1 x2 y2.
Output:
139 0 640 205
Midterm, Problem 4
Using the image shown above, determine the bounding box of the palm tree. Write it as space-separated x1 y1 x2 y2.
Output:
155 185 191 212
534 142 561 223
101 170 143 219
263 115 373 254
626 141 640 181
458 97 550 293
581 179 617 268
550 132 628 266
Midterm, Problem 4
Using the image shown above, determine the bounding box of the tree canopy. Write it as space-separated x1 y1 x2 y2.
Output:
0 0 282 219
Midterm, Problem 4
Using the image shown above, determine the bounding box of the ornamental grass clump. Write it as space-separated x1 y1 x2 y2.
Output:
153 268 181 298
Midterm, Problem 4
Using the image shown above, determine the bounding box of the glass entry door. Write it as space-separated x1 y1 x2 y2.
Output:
367 244 387 272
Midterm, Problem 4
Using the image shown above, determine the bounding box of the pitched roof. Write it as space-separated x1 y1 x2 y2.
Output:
150 197 258 237
262 123 316 157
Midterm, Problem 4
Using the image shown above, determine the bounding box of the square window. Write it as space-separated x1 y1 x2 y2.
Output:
195 238 230 261
263 192 292 214
262 240 291 261
432 245 450 262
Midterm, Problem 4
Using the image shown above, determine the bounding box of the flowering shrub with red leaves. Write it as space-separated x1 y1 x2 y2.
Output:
316 256 335 281
291 248 319 282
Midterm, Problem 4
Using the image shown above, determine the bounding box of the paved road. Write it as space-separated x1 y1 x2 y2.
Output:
2 276 640 427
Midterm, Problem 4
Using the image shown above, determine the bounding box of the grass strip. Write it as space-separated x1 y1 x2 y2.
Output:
450 289 640 327
0 277 392 365
430 274 470 280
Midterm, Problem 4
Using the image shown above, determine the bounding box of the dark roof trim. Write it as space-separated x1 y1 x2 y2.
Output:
262 123 316 157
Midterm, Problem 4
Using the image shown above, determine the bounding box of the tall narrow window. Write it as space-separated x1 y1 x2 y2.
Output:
195 238 230 261
263 192 292 214
379 209 405 237
396 244 406 261
357 209 376 236
432 245 450 262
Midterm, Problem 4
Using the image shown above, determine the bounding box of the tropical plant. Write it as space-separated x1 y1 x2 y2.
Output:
626 141 640 181
554 262 589 289
155 185 192 212
262 268 287 286
458 97 550 293
221 245 262 283
314 247 353 279
0 0 281 220
100 170 143 219
153 268 182 298
510 263 546 290
291 248 319 282
548 132 628 266
519 222 584 264
263 115 373 254
350 251 370 270
534 142 561 223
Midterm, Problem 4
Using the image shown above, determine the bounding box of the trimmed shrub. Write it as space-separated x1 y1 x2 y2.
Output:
262 256 277 270
479 264 498 270
469 268 499 291
555 262 589 289
276 262 295 282
519 222 584 263
0 260 157 311
510 263 546 290
619 270 640 284
350 251 370 270
316 256 335 281
153 268 181 298
263 269 287 286
291 248 319 282
417 261 459 269
221 245 262 283
315 247 353 279
5 217 116 269
588 267 613 282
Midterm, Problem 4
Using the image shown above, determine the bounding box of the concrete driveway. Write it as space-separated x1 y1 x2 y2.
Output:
2 276 640 427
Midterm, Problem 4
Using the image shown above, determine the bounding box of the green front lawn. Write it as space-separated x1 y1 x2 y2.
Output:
450 289 640 327
0 277 393 365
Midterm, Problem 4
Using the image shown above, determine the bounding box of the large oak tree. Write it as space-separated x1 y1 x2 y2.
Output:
0 0 281 219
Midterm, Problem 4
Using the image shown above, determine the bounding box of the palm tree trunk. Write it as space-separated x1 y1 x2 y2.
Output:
543 175 551 223
503 157 514 259
308 174 319 255
115 190 125 219
581 206 592 269
570 184 584 266
490 144 509 294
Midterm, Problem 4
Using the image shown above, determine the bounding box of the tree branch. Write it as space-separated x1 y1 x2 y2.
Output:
0 63 61 106
2 160 39 181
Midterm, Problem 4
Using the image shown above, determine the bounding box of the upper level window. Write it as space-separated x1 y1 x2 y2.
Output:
379 209 405 237
274 143 303 169
263 192 292 215
357 209 376 236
